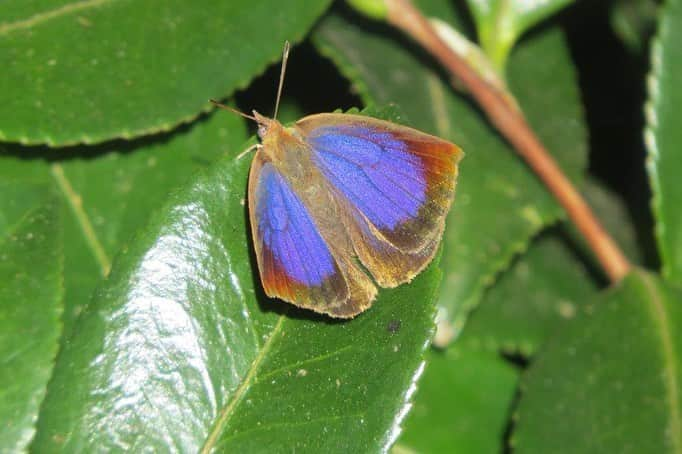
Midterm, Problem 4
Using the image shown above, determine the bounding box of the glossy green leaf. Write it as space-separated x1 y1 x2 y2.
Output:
460 231 597 357
33 108 442 452
0 110 247 342
314 0 586 339
646 0 682 286
513 270 682 453
396 346 518 453
461 177 644 355
395 215 624 450
467 0 574 69
0 0 331 146
0 182 62 451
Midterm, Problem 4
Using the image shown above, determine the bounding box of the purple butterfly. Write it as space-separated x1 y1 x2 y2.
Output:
215 44 463 318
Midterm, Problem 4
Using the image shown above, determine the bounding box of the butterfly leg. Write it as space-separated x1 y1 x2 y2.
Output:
237 143 262 160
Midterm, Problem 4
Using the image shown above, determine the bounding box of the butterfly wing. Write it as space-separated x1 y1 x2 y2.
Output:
295 113 463 287
248 151 376 317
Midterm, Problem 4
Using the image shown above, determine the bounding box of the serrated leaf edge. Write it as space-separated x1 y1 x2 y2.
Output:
436 213 558 347
644 5 670 281
2 12 327 147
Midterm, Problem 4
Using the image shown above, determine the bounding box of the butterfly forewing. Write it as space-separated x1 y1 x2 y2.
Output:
295 113 463 287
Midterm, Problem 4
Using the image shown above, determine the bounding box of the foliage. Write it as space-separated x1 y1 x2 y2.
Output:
0 0 676 452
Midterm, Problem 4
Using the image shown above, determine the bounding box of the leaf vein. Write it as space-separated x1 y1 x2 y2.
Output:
50 164 110 276
213 413 366 449
200 315 286 453
256 345 354 382
0 203 44 250
0 0 112 36
426 73 451 138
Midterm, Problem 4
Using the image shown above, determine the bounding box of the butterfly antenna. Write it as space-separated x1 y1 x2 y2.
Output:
273 41 291 120
209 99 257 122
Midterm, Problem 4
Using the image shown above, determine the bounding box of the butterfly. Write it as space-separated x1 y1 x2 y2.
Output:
212 43 463 318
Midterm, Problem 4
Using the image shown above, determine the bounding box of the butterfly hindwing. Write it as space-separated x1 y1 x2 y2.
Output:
248 151 376 317
295 113 463 287
342 207 442 287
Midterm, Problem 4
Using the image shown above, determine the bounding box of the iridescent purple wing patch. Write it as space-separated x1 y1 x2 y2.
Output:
308 125 427 230
254 162 336 287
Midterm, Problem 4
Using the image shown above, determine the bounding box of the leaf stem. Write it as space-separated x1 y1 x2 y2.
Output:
384 0 631 283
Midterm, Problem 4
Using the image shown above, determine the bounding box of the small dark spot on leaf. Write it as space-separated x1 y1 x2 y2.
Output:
387 319 401 334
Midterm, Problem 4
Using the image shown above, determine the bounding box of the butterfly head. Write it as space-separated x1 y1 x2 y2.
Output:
253 110 279 140
253 110 293 162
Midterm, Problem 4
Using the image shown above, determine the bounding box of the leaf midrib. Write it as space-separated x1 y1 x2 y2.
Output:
638 272 682 453
200 315 286 453
0 0 112 36
426 73 451 138
50 163 110 276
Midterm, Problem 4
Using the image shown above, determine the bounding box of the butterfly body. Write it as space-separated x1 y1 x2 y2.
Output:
248 111 463 318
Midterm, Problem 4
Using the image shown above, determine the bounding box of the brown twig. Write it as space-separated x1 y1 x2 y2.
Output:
385 0 631 283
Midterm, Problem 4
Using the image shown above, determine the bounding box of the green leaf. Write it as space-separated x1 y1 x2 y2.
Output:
32 108 442 452
646 0 682 286
345 0 389 20
0 182 63 451
513 270 682 453
396 225 617 451
0 0 331 146
314 0 586 339
461 176 644 356
460 230 598 357
0 110 247 342
610 0 658 55
467 0 575 70
396 346 518 453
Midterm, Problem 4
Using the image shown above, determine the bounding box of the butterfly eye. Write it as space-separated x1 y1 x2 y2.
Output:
257 123 268 139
